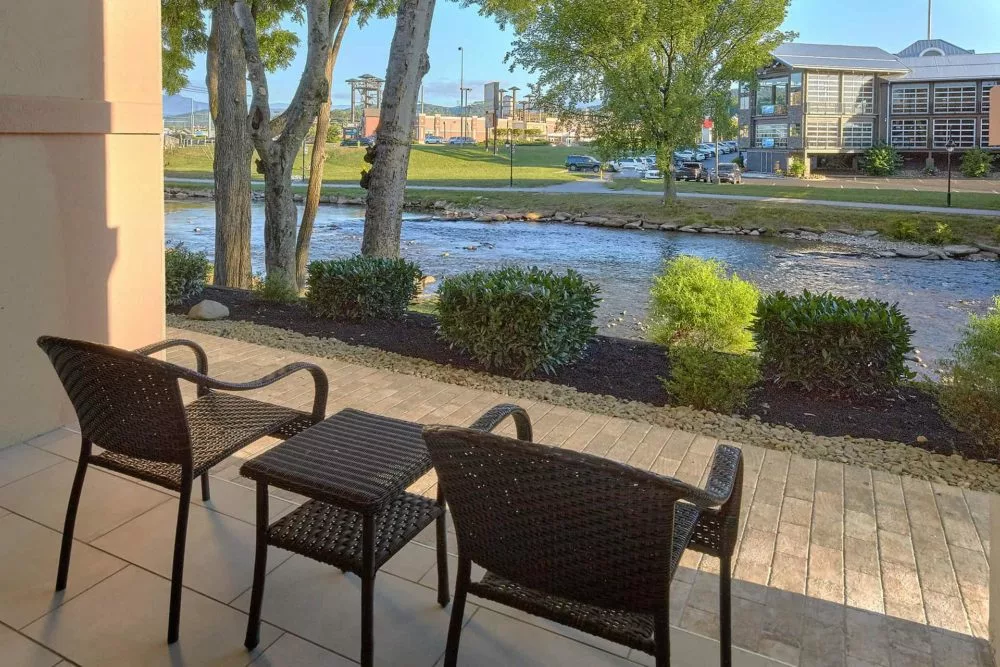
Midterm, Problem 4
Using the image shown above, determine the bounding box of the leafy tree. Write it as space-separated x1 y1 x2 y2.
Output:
162 0 208 95
504 0 792 202
961 147 996 178
860 144 902 176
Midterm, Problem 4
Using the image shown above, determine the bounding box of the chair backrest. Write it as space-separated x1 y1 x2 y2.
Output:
37 336 192 464
423 425 688 613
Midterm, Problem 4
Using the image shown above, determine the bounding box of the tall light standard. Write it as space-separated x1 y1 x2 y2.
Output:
462 87 472 139
946 138 955 207
497 88 506 156
457 46 464 140
508 86 519 187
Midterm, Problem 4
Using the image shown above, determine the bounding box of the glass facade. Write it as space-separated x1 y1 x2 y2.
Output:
757 78 788 116
934 83 978 114
842 75 875 114
933 118 976 148
806 118 839 148
891 86 929 114
755 123 788 147
890 119 928 149
806 73 840 114
842 121 874 148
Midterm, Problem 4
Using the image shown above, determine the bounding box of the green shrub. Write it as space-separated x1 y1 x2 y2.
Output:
648 256 759 354
306 255 421 319
437 266 599 376
861 144 902 176
994 225 1000 245
888 220 920 242
251 273 300 304
925 222 957 246
753 291 915 396
787 159 806 178
165 242 211 306
732 155 745 169
939 298 1000 456
960 147 995 178
665 346 760 413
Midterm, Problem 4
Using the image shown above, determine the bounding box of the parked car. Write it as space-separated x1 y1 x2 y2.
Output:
643 167 662 179
608 157 646 172
447 136 477 145
565 155 603 172
424 135 444 144
676 161 709 182
712 163 743 184
673 150 696 162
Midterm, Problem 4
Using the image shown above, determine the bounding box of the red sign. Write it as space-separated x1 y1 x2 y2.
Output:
703 119 714 129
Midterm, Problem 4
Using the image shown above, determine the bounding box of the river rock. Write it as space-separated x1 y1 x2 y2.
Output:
623 222 641 229
524 212 542 221
433 200 448 209
834 228 857 235
942 244 980 257
678 225 701 233
975 242 1000 254
553 211 571 221
798 226 824 234
474 215 492 222
602 219 628 228
188 300 229 321
859 230 879 237
749 230 760 236
577 215 609 225
700 227 720 234
876 251 898 258
660 224 679 231
798 231 821 240
968 252 998 261
894 248 929 258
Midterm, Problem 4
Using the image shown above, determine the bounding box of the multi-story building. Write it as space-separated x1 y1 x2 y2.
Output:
739 39 1000 173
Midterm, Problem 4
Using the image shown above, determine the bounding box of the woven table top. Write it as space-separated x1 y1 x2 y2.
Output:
240 408 432 512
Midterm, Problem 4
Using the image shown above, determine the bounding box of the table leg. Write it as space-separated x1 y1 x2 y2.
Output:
435 485 450 607
244 482 269 650
361 512 376 667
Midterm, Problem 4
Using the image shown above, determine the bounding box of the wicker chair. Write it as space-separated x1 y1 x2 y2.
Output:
36 336 328 644
423 406 742 667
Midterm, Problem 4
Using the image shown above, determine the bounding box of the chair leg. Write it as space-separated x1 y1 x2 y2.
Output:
56 439 91 592
167 474 193 644
200 473 211 502
245 482 270 650
361 512 376 667
719 553 732 667
444 557 472 667
435 485 450 607
654 607 670 667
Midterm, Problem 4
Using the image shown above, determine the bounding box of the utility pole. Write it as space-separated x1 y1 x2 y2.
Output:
457 46 464 139
927 0 933 39
509 86 520 144
463 88 472 140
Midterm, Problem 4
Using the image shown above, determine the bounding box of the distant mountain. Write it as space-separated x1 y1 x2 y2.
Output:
163 94 209 117
419 101 487 116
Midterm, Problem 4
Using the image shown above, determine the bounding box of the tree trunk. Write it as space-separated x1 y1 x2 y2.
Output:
296 0 354 291
361 0 436 258
660 142 678 204
234 0 345 294
210 3 253 288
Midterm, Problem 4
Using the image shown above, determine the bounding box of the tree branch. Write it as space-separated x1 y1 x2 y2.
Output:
232 0 273 156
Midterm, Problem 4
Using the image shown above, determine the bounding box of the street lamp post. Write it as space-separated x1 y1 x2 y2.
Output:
508 86 519 187
457 46 464 140
497 88 505 157
946 139 955 207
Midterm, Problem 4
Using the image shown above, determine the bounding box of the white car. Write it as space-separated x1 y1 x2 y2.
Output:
673 150 695 161
609 158 647 172
642 168 662 179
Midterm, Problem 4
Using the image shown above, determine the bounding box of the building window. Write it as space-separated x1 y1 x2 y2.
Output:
982 117 992 148
806 73 840 114
739 83 750 111
790 123 801 137
983 81 998 114
890 119 928 148
842 75 875 114
842 121 874 148
891 85 929 114
933 118 976 148
756 78 788 116
789 72 803 107
806 119 839 148
933 83 977 114
755 123 788 148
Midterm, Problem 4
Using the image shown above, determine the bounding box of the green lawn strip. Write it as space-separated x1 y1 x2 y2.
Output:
166 180 1000 244
164 144 585 187
606 178 1000 211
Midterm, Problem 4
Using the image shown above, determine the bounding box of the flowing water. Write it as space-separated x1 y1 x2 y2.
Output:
166 201 999 370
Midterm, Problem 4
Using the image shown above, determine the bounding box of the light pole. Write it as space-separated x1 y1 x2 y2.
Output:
462 87 472 139
508 86 520 187
946 139 955 207
497 88 505 156
457 46 464 140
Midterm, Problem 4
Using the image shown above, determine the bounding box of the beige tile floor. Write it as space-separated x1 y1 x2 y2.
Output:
0 329 992 666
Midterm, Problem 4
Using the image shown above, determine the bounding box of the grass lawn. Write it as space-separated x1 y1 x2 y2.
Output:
164 144 588 188
166 179 1000 245
607 178 1000 211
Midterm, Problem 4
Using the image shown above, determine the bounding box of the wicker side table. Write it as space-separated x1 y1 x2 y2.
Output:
240 408 449 667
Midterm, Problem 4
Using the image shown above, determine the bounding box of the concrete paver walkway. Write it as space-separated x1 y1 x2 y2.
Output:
0 329 991 666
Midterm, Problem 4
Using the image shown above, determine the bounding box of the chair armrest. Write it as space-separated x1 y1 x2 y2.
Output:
170 361 329 423
469 404 533 442
136 339 210 396
668 444 743 509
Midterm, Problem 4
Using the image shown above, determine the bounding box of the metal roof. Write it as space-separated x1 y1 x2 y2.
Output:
896 39 973 58
896 54 1000 81
771 43 909 72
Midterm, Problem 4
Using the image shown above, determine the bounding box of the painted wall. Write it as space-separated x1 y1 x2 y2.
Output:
0 0 165 445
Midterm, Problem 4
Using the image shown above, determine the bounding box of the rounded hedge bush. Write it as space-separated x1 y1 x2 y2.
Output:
939 297 1000 457
665 346 760 413
306 255 421 320
437 266 599 377
648 256 759 354
165 242 211 306
753 290 914 396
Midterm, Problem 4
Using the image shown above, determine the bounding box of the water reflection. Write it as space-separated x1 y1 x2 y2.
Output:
166 201 998 368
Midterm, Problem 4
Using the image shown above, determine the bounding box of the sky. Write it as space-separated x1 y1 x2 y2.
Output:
178 0 1000 108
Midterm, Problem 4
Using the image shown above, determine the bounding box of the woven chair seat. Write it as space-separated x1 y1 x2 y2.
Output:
92 392 313 490
466 502 699 655
266 493 443 574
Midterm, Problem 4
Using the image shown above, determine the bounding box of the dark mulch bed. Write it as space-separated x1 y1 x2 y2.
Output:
175 286 984 461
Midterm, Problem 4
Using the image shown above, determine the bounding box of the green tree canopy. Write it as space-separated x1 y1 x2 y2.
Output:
506 0 793 200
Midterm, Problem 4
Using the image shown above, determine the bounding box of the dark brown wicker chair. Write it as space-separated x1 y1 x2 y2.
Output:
36 335 328 644
423 406 742 667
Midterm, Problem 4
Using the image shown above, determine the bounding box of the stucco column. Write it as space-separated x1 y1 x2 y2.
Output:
0 1 165 445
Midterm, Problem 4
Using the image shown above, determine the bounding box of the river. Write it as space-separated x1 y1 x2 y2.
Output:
166 201 999 371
